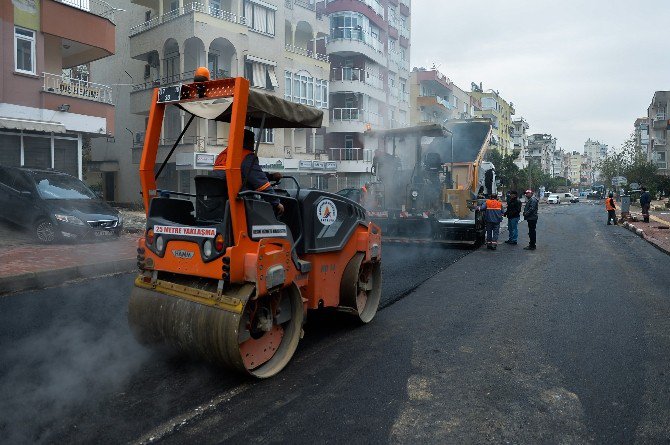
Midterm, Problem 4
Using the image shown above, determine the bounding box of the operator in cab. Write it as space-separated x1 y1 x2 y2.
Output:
213 129 284 216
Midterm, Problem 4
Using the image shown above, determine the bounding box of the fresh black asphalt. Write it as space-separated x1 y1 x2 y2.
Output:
1 202 669 444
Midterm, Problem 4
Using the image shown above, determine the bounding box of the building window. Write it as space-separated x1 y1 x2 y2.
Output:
315 79 328 109
285 70 328 109
243 0 276 35
244 59 278 90
15 27 35 75
330 12 367 40
246 127 274 144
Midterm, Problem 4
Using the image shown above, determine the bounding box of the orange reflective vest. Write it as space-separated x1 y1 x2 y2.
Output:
485 199 502 210
213 147 254 171
605 198 616 211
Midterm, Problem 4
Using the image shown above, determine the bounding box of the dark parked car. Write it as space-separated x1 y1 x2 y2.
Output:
336 187 362 204
0 166 122 243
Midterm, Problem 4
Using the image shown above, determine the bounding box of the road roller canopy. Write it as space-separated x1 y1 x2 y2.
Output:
177 90 323 129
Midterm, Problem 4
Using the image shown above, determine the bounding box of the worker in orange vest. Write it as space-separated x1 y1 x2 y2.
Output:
605 192 617 225
360 182 370 206
213 129 284 215
478 193 504 250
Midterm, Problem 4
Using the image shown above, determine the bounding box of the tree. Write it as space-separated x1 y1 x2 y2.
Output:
486 149 520 191
598 132 661 195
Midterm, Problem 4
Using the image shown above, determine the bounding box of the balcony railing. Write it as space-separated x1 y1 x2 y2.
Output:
285 44 329 62
329 29 383 54
131 69 230 92
655 138 666 146
43 72 114 105
56 0 118 23
655 113 666 121
331 108 383 126
360 0 384 17
329 147 373 162
294 0 315 10
330 67 383 90
130 2 244 36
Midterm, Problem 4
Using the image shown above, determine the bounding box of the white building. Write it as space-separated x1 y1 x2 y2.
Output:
91 0 332 202
512 117 529 169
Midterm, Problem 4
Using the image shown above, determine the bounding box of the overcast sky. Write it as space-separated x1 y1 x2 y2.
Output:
410 0 670 152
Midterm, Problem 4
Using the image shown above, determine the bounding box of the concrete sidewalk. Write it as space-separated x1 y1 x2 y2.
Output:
0 234 137 295
623 204 670 255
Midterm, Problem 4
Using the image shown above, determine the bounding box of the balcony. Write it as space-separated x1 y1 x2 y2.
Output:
130 2 244 36
327 32 385 66
328 108 383 133
329 148 373 173
43 72 113 104
40 72 114 135
330 67 385 101
329 147 373 161
654 138 666 147
416 69 452 93
41 0 116 66
285 44 329 63
417 95 451 114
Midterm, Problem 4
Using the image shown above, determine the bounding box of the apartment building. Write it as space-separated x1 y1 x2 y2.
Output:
647 91 669 175
634 117 649 158
409 67 476 125
92 0 332 202
551 148 566 178
0 0 116 181
325 0 411 188
583 138 608 181
525 133 555 174
470 83 515 155
567 151 593 187
512 117 529 169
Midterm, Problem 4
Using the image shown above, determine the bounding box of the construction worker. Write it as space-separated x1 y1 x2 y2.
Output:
523 189 539 250
478 193 504 250
605 192 617 225
360 182 371 206
640 186 651 223
214 129 284 216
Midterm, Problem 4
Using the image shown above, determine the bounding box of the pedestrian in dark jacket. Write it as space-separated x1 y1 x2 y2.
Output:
640 187 651 223
503 190 522 245
605 192 617 225
522 189 538 250
213 129 284 215
478 194 504 250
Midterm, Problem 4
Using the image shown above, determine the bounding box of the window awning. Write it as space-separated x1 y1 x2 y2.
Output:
0 117 66 133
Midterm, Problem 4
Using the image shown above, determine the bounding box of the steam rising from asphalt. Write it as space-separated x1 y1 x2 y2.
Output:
0 287 149 444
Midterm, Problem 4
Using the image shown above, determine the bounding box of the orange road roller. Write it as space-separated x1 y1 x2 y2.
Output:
128 73 382 378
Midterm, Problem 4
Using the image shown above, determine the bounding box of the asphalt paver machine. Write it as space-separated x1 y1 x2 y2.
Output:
129 74 382 378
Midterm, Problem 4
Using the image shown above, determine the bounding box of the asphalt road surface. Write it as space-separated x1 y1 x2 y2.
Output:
2 202 669 444
0 238 468 444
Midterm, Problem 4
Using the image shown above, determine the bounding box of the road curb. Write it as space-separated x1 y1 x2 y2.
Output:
622 221 670 257
0 258 136 296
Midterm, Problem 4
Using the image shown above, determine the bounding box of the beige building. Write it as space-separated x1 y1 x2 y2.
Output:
470 83 515 155
567 152 593 187
92 0 332 202
409 67 476 125
647 91 669 175
0 0 117 181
